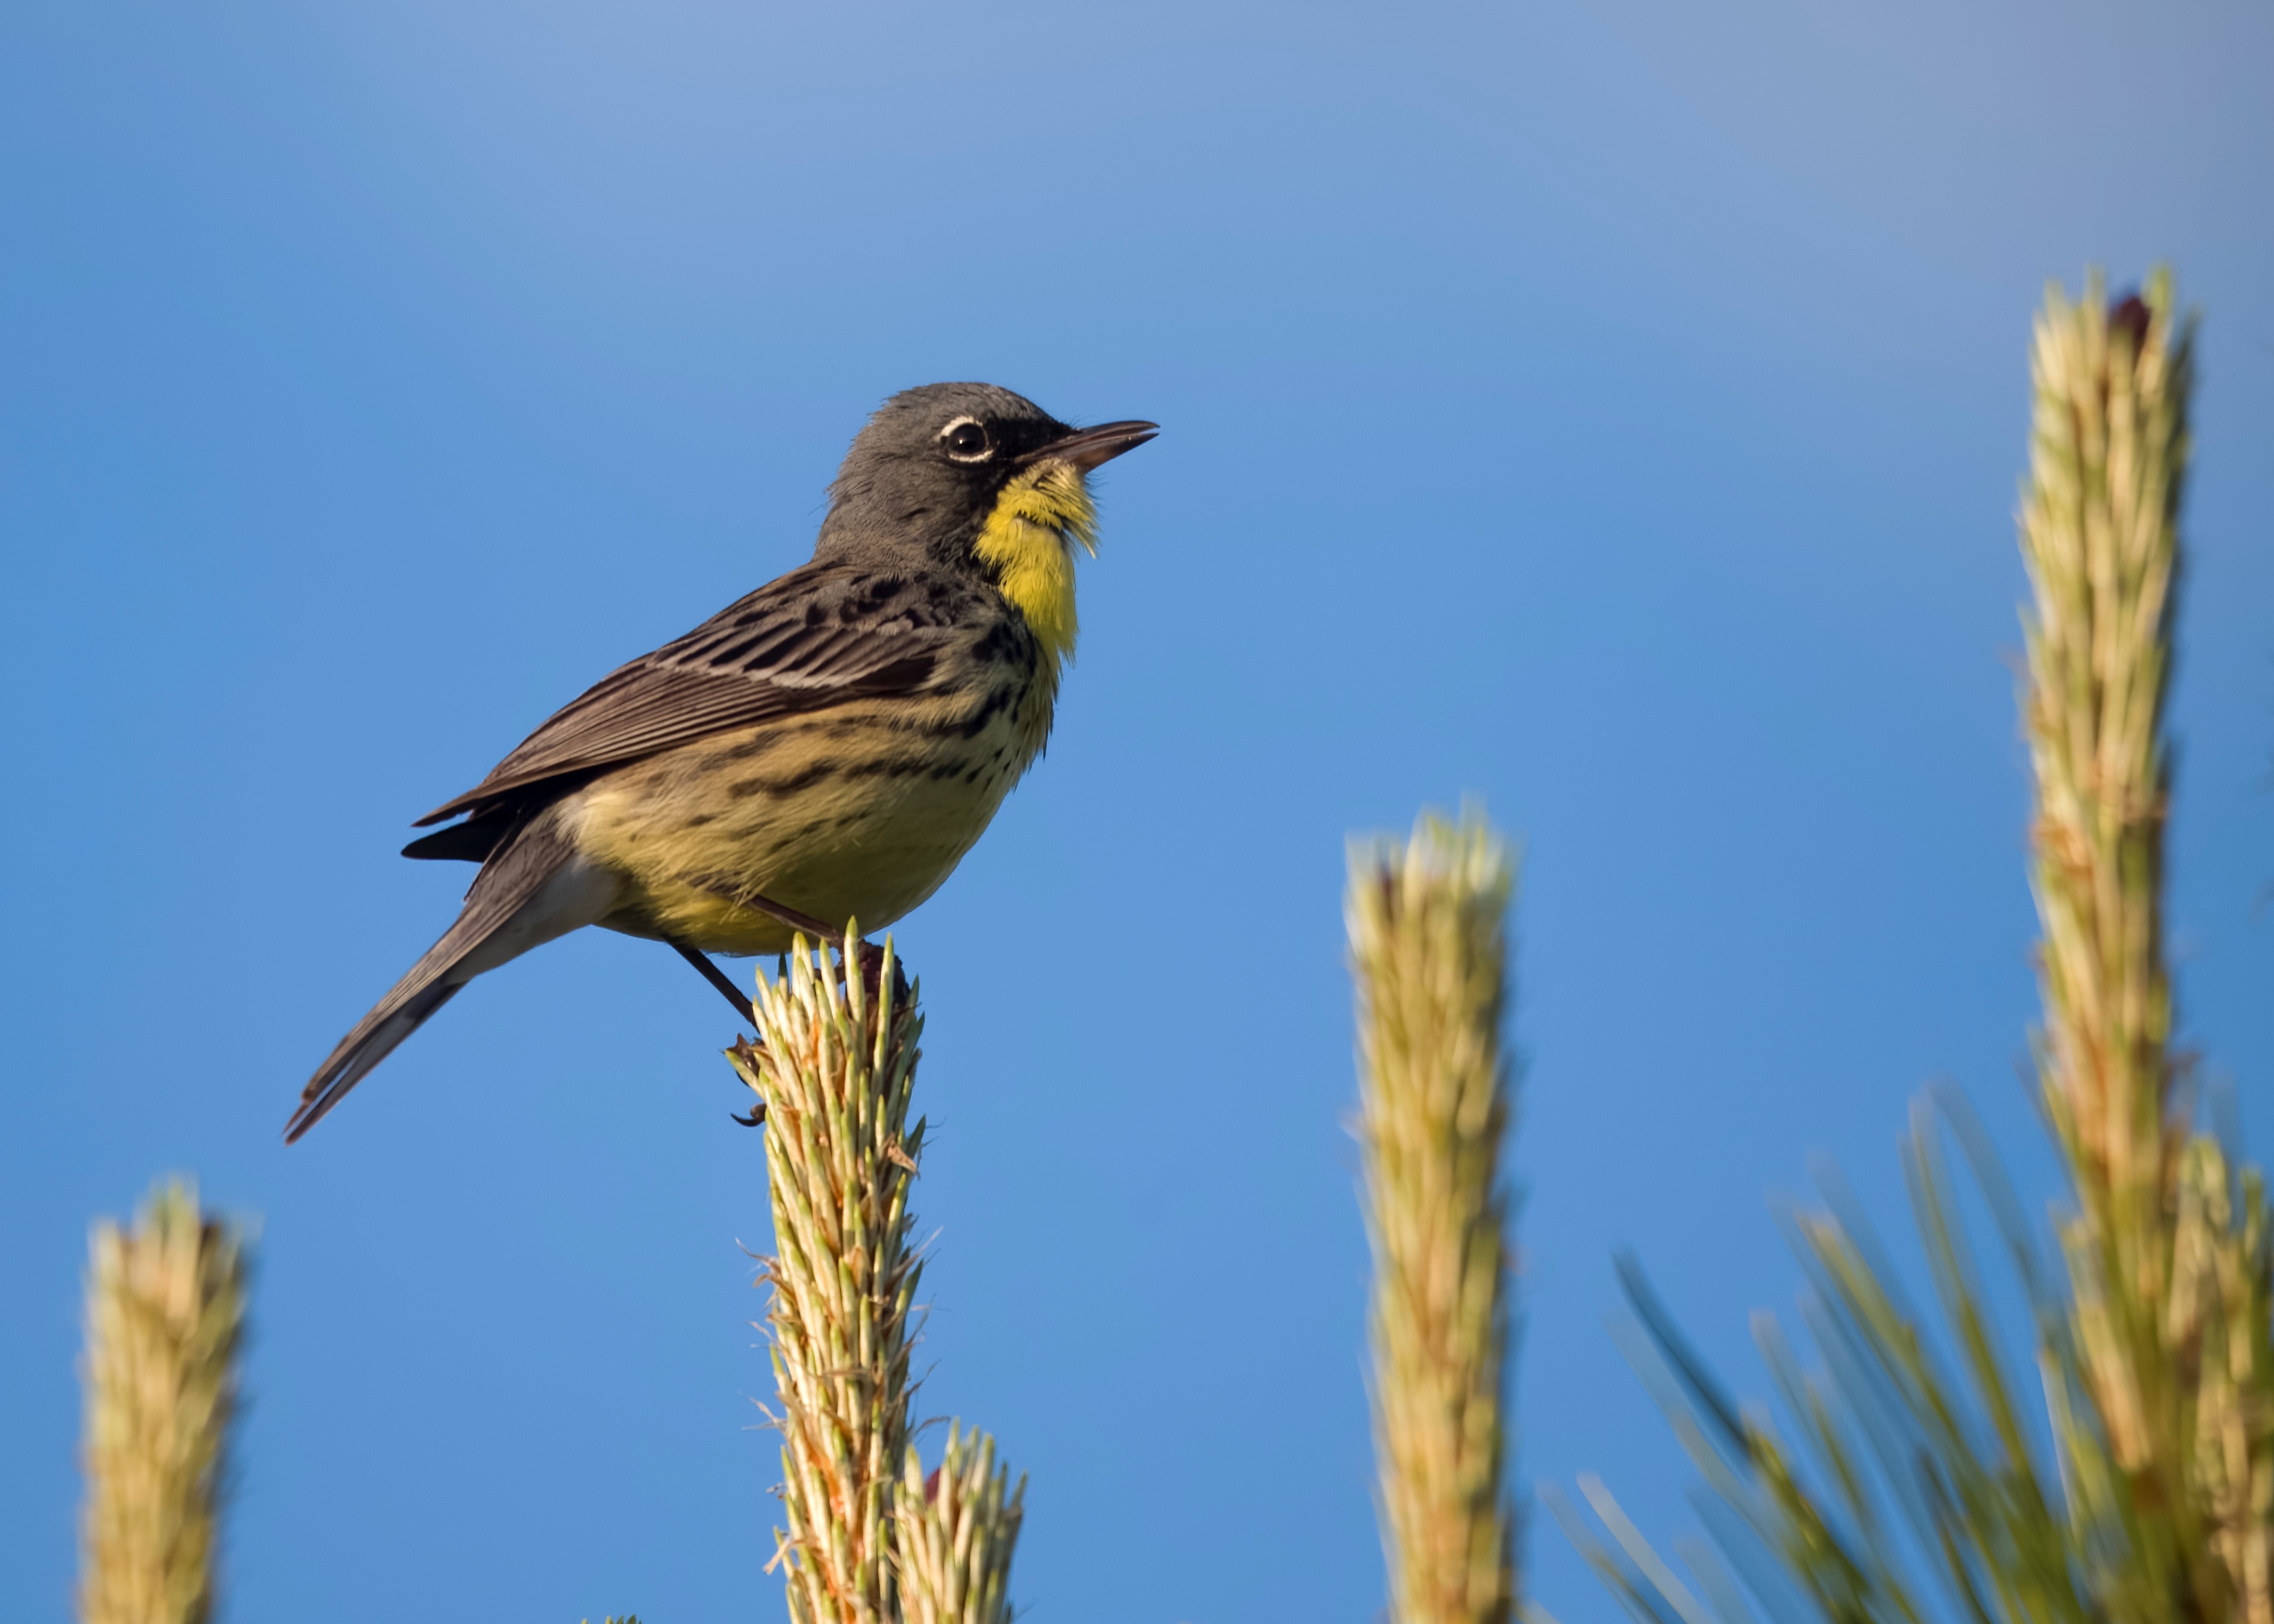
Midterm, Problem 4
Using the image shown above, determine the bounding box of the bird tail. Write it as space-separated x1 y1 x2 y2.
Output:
286 815 618 1142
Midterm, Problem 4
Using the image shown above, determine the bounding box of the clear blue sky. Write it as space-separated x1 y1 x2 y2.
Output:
3 2 2269 1619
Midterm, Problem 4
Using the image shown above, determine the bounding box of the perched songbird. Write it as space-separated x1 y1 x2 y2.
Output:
289 383 1155 1141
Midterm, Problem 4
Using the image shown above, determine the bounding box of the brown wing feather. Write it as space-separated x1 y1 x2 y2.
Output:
414 563 970 828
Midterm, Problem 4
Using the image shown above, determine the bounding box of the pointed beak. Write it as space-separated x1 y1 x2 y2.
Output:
1020 419 1159 472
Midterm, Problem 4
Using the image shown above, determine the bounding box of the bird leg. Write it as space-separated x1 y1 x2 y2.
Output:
664 937 767 1128
732 890 840 943
688 882 906 1004
669 938 754 1020
672 889 911 1132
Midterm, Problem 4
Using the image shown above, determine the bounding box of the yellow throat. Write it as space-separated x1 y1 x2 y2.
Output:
972 459 1097 676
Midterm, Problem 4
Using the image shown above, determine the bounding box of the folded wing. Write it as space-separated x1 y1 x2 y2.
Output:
413 563 965 832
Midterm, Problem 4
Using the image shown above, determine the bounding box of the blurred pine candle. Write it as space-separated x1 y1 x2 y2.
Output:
78 1181 249 1624
1350 811 1519 1624
2020 271 2272 1624
1555 272 2274 1624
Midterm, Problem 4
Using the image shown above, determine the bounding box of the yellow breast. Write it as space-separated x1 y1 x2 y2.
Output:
972 460 1096 679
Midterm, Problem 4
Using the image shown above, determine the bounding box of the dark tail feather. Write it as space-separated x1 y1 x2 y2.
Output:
287 818 599 1142
400 808 517 863
285 940 473 1143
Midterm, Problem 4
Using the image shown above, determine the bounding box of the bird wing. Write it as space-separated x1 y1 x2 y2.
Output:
413 563 966 828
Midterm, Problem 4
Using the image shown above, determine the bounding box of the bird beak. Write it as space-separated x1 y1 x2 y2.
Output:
1021 420 1159 472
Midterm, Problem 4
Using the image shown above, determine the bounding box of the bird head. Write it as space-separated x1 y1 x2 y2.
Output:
817 381 1156 665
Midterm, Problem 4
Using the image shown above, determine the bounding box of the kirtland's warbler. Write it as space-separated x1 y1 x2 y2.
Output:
289 383 1154 1141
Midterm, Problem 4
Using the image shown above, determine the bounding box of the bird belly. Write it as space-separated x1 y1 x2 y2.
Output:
567 697 1043 955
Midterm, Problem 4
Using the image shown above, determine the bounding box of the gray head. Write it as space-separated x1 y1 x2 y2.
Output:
814 382 1156 569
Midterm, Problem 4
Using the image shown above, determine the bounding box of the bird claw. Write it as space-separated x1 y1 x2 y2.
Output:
725 1035 769 1128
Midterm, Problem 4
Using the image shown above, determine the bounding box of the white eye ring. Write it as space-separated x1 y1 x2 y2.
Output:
939 416 994 463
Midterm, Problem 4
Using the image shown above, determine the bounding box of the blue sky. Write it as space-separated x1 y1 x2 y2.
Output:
3 2 2269 1619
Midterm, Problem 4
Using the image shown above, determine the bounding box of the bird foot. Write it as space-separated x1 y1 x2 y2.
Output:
725 1035 767 1128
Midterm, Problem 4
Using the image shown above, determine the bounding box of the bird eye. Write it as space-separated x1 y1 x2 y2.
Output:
940 417 993 463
